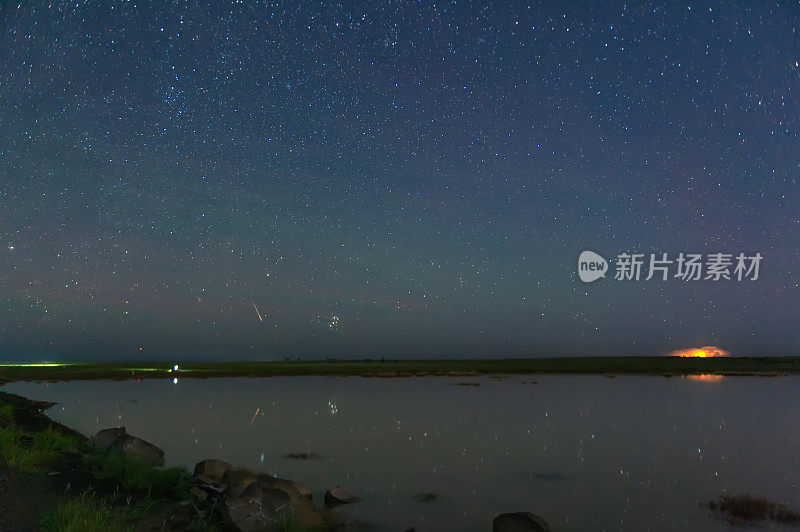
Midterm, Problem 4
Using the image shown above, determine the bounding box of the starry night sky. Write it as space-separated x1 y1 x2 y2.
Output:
1 1 798 361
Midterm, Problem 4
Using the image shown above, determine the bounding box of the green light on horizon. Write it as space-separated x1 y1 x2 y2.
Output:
0 363 71 367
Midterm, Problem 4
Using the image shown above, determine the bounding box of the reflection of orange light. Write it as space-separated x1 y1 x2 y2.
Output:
685 374 725 382
668 346 730 358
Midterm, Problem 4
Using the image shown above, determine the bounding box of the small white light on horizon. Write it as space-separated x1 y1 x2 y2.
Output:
174 364 179 371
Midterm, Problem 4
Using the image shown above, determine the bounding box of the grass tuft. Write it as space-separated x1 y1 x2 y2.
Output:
274 512 326 532
0 423 79 473
188 516 221 532
41 489 129 532
0 404 13 420
85 449 192 499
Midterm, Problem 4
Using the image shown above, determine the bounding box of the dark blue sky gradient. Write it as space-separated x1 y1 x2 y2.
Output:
0 1 798 360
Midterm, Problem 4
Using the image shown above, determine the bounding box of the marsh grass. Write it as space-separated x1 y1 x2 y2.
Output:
709 494 800 524
0 423 79 472
275 514 324 532
0 391 214 530
2 356 799 382
0 404 13 420
188 517 221 532
41 489 129 532
126 493 159 520
84 449 192 499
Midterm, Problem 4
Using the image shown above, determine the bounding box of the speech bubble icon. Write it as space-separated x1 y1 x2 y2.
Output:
578 250 608 283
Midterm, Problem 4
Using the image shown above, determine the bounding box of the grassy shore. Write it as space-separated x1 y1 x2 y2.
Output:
0 390 212 531
0 356 799 382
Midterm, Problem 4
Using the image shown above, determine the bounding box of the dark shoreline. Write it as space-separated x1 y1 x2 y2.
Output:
1 356 799 383
0 389 219 530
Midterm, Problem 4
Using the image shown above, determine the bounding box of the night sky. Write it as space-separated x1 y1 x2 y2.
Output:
1 1 798 361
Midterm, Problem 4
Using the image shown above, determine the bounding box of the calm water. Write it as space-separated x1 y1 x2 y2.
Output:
4 375 800 531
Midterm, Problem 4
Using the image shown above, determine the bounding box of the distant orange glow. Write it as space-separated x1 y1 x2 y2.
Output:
668 346 730 358
684 374 725 382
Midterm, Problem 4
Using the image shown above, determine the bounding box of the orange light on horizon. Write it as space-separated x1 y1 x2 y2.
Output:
684 374 725 382
667 346 730 358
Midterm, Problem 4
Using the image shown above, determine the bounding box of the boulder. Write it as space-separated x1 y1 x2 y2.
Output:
493 512 551 532
222 469 259 498
196 479 225 495
189 486 208 502
220 487 292 532
194 459 234 482
195 474 224 488
293 482 313 500
90 427 165 466
245 477 323 528
255 476 321 526
258 476 313 500
90 427 126 450
111 434 165 466
325 486 361 507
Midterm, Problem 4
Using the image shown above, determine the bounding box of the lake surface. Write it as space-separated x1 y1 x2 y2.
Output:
4 375 800 531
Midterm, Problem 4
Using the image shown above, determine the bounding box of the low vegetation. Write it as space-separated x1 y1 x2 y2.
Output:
41 489 129 532
85 450 192 499
0 391 217 531
709 494 800 525
0 423 79 473
1 356 799 383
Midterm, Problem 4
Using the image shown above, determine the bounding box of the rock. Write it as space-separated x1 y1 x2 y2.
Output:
220 487 292 532
197 480 225 495
246 477 323 529
260 487 293 512
293 483 313 500
493 512 551 532
90 427 165 466
189 486 208 502
284 452 321 460
258 476 313 500
194 458 234 482
220 476 325 532
195 474 222 487
110 434 165 466
90 427 126 450
325 486 361 506
222 469 259 498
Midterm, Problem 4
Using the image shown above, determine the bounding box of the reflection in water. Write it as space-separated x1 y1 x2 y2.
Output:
4 376 800 531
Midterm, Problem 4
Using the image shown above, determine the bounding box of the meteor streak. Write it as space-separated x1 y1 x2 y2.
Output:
252 300 263 322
